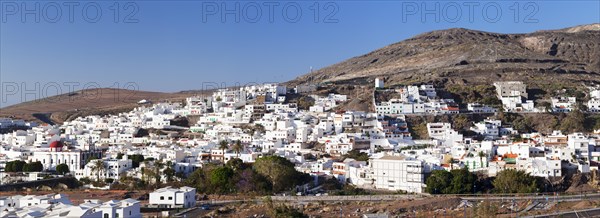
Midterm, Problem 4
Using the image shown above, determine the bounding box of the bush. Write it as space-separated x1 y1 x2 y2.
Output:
342 150 369 162
5 160 26 172
297 96 315 110
209 166 235 194
23 162 43 172
492 169 539 193
332 185 369 196
185 156 311 195
56 164 70 175
425 170 453 194
425 168 478 194
79 177 92 184
254 156 312 192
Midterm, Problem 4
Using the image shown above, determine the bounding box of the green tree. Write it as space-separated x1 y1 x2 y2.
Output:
90 160 105 182
116 153 124 159
153 160 165 186
23 161 43 172
5 160 26 172
164 161 175 182
56 163 70 175
235 168 272 194
232 140 244 158
478 151 486 170
297 96 315 110
450 168 477 194
185 163 220 193
209 166 234 194
226 158 247 172
425 168 478 194
492 169 539 193
253 156 310 192
127 154 145 168
425 170 453 194
219 140 229 164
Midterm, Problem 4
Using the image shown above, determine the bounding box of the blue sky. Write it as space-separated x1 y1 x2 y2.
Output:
1 0 599 107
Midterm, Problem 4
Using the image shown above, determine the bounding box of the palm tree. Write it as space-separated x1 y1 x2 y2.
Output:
232 140 244 158
164 161 175 182
219 140 229 164
478 151 486 170
90 160 104 182
449 157 454 170
153 160 165 186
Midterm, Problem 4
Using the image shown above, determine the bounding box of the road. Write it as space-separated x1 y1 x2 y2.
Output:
267 193 600 203
461 193 600 202
523 207 600 218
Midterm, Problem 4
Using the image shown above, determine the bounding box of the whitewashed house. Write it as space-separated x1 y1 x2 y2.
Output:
149 186 196 208
370 155 425 193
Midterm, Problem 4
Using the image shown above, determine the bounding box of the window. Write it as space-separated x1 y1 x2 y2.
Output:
168 197 173 200
104 214 109 218
116 213 119 218
160 196 164 200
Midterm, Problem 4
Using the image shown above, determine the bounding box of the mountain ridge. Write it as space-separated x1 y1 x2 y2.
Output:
289 23 600 87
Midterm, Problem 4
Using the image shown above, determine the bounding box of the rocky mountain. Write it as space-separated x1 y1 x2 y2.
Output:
289 24 600 87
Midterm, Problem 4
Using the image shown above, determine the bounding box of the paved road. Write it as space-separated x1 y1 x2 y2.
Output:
461 193 600 202
523 207 600 218
267 193 600 203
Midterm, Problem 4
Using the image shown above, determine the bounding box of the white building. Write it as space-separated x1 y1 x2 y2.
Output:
0 193 140 218
374 85 458 115
149 186 196 208
375 78 384 88
588 87 600 112
75 158 132 181
551 97 576 113
426 123 463 146
370 155 425 193
97 199 142 218
467 103 497 113
29 141 102 172
493 81 536 112
470 119 501 138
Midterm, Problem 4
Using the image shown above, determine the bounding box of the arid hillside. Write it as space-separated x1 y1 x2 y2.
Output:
0 88 197 124
290 24 600 87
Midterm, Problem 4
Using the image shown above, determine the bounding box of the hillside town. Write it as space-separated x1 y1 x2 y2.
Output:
1 81 600 217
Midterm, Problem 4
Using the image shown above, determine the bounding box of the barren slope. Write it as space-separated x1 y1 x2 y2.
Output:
0 88 194 124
